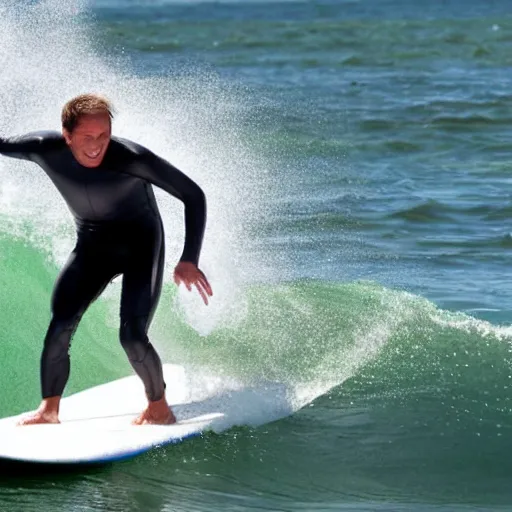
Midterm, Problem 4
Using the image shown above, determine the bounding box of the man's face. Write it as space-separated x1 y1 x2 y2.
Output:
63 113 111 168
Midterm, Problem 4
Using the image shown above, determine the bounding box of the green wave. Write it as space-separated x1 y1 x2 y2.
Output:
1 233 511 424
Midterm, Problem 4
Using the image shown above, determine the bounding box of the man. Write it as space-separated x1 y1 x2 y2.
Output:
0 94 212 426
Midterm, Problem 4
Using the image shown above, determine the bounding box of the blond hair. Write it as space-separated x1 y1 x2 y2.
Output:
61 93 115 133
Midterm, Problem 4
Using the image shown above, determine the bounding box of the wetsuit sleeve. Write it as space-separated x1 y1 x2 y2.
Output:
0 132 46 161
131 152 207 265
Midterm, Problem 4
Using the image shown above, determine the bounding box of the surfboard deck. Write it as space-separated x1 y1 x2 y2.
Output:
0 364 225 465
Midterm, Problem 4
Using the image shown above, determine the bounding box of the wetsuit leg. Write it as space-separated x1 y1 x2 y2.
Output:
41 245 114 398
119 220 166 402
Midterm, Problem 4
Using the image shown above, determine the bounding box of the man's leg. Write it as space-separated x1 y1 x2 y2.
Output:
18 247 113 425
119 223 175 425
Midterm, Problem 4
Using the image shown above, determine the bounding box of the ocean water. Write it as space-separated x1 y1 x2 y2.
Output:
0 0 512 510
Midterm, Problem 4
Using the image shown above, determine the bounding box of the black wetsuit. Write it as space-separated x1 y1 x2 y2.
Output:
0 131 206 401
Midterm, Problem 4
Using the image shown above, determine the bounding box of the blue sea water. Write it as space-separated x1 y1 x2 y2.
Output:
0 0 512 510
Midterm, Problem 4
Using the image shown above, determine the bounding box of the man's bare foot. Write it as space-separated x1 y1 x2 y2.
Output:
16 396 61 426
17 411 60 426
132 397 177 425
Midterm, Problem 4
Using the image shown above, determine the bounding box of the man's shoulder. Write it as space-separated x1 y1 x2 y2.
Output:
22 130 65 149
110 136 153 157
31 129 62 138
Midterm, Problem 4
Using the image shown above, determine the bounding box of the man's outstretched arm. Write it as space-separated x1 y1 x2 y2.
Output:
0 132 47 161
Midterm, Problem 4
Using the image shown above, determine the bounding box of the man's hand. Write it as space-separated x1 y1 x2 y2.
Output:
173 261 213 305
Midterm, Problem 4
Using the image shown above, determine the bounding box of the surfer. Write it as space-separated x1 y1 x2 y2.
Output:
0 94 212 426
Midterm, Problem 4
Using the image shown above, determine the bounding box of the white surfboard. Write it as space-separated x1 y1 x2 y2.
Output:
0 364 228 465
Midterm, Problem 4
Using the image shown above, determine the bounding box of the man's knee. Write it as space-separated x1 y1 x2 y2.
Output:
119 317 149 362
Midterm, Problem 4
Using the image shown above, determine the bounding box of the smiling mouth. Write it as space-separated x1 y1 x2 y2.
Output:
85 149 102 159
